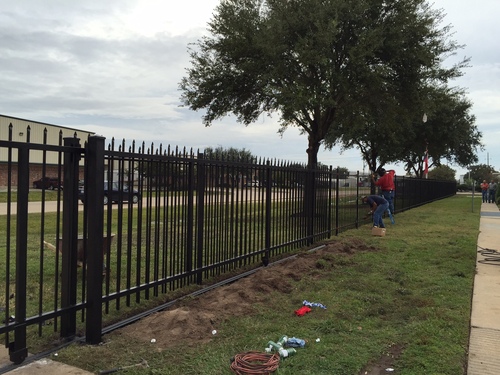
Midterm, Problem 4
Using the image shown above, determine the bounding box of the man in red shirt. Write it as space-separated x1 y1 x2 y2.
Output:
371 168 396 215
480 180 489 203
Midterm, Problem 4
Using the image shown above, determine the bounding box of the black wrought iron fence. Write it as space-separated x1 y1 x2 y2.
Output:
0 128 456 366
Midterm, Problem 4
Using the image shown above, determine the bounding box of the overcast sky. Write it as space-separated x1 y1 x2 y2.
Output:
1 0 499 177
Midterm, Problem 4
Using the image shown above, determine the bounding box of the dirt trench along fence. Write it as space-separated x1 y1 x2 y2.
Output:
0 130 456 365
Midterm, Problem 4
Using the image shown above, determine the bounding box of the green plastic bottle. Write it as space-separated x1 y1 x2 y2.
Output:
278 347 296 358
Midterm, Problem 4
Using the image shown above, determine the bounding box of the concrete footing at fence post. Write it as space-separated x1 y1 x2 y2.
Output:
0 346 93 374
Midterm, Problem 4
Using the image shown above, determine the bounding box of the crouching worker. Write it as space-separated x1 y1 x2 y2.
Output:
362 195 389 228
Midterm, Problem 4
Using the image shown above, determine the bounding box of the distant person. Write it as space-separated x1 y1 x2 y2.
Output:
371 168 396 215
488 180 497 203
480 180 489 203
361 195 389 229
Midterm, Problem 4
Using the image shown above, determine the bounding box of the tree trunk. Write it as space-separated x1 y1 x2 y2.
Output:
302 137 321 243
369 151 378 195
306 138 320 170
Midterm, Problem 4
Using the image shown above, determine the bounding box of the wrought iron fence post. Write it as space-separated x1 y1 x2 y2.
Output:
186 158 195 276
355 171 360 229
61 137 81 338
264 161 272 264
327 166 333 237
196 152 206 284
9 144 29 364
85 136 105 344
306 168 315 244
335 167 340 236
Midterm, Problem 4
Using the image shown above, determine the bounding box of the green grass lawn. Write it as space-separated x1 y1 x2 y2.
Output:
51 195 480 375
0 190 63 203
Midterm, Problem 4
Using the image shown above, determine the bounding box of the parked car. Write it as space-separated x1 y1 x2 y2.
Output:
32 177 62 190
78 181 141 204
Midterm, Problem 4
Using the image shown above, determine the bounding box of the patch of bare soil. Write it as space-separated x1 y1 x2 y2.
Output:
117 238 402 371
358 343 404 375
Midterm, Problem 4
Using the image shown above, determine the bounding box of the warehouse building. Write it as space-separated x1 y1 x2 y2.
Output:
0 114 94 187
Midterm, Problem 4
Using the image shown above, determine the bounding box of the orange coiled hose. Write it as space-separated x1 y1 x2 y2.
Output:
230 351 280 374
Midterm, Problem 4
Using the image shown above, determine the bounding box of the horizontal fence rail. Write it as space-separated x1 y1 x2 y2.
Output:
0 127 456 365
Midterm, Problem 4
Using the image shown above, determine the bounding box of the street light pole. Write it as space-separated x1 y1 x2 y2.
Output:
423 113 428 179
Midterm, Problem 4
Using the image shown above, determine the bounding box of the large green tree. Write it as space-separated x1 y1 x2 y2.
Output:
427 165 456 181
398 87 481 177
335 85 482 177
180 0 467 170
468 164 497 183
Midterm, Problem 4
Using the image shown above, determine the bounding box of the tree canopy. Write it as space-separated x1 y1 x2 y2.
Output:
468 164 498 183
180 0 470 170
398 87 481 177
204 146 255 161
327 85 482 177
427 165 456 182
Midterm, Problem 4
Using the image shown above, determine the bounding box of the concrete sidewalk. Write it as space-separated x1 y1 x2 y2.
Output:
467 201 500 374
